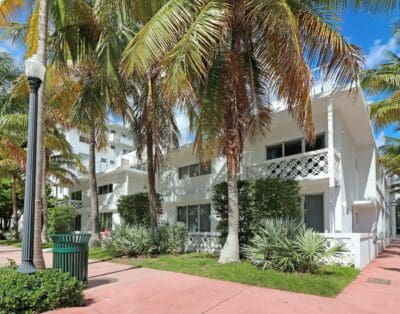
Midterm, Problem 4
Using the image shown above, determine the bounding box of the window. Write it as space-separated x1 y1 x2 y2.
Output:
111 129 116 134
122 133 127 138
79 135 90 144
189 164 199 177
74 215 82 231
305 133 325 152
71 191 82 201
266 133 326 160
200 161 212 175
284 139 302 156
176 204 211 232
111 145 116 150
123 149 127 154
98 184 113 195
179 166 189 179
179 161 212 179
99 213 113 231
100 158 107 163
267 144 283 160
304 194 324 232
110 160 115 165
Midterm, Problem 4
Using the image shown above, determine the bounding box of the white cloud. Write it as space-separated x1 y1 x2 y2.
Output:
374 130 386 147
365 36 399 68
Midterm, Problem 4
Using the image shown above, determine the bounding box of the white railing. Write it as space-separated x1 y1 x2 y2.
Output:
246 149 329 180
56 199 83 209
334 150 341 184
109 133 134 146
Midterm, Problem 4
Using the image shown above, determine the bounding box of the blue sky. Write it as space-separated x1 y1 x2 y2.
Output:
0 7 399 146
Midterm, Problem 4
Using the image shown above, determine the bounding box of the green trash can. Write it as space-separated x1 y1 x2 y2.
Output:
50 233 91 284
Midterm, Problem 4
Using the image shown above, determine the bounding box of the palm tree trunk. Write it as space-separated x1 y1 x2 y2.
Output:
89 127 100 247
218 11 242 263
41 154 49 242
33 0 49 269
146 128 158 227
11 173 19 240
146 76 158 227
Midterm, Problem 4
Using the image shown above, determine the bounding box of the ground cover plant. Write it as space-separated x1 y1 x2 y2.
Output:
0 262 83 313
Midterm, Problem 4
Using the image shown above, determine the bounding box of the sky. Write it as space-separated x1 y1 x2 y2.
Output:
0 7 399 146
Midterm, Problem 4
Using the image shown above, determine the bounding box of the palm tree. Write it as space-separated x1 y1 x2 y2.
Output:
122 0 397 263
362 52 400 127
131 70 179 227
378 136 400 176
48 0 135 247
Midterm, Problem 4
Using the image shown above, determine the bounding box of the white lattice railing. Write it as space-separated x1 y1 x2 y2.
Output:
56 200 83 209
334 150 341 184
246 149 329 180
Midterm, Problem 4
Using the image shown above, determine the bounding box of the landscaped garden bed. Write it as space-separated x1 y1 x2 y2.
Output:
89 251 358 297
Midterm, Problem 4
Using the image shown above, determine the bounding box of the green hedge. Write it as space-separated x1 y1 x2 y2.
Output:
117 193 162 227
0 263 83 313
49 205 76 234
212 177 301 247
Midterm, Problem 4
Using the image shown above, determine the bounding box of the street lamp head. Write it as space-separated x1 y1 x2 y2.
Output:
25 54 46 82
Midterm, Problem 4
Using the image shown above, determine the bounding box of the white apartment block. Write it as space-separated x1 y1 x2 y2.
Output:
56 85 395 269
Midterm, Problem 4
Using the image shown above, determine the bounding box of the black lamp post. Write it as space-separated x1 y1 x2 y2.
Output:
18 54 46 274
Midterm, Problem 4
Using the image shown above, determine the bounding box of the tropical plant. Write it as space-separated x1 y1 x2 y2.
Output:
103 222 187 257
213 178 301 247
362 52 400 128
243 218 344 273
120 0 396 263
377 136 400 175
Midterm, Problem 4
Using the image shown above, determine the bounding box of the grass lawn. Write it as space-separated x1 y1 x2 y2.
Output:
0 239 53 249
88 250 358 297
89 247 115 260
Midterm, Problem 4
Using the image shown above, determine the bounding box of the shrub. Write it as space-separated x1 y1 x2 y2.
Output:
212 178 301 247
103 223 187 256
0 262 83 313
49 205 76 234
117 193 162 226
243 218 344 273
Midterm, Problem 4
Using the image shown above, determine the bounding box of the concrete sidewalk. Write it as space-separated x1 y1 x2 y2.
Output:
1 241 399 314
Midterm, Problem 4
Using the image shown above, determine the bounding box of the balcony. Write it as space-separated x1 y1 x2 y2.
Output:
245 149 330 181
56 200 83 209
109 133 133 146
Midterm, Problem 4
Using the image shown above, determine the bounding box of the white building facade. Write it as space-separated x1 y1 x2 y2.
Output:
58 86 393 269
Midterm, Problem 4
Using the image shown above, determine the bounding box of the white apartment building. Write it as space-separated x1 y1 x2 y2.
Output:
58 85 394 269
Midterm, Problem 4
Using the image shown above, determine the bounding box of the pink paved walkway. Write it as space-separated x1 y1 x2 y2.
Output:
1 240 400 314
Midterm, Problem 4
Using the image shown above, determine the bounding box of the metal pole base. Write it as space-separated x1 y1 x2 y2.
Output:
18 260 37 274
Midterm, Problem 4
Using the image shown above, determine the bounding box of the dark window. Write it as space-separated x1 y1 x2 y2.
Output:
99 184 113 195
111 129 116 134
199 204 211 232
177 206 187 224
284 139 302 156
179 166 189 179
71 191 82 201
99 213 113 231
177 204 211 233
188 205 199 232
74 215 82 231
111 145 116 150
304 194 324 232
200 161 212 175
101 158 107 163
306 133 325 152
123 149 127 154
79 135 90 144
267 144 283 160
189 164 199 177
110 160 115 165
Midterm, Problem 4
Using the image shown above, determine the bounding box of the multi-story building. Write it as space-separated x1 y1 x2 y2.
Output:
58 85 394 269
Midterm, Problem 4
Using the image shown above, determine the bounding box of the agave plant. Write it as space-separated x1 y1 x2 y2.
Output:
243 218 344 273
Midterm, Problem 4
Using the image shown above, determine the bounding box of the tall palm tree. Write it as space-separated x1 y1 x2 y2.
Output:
122 0 397 263
362 52 400 127
378 135 400 176
131 70 180 227
48 0 135 247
